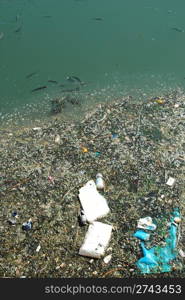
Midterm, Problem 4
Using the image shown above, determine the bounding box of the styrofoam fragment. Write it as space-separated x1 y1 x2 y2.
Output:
174 103 180 108
79 222 113 258
33 127 42 131
78 180 110 223
36 244 41 252
137 216 157 231
179 249 185 258
103 254 112 264
54 134 61 144
166 177 176 186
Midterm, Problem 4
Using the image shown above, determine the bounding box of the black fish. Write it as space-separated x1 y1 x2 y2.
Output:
26 71 38 79
171 27 184 33
14 25 22 33
92 17 103 21
48 80 58 84
31 86 47 92
15 15 20 22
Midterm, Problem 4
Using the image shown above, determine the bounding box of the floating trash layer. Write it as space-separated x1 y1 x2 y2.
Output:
0 89 185 278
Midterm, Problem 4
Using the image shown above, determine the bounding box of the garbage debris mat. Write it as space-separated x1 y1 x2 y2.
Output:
0 90 185 278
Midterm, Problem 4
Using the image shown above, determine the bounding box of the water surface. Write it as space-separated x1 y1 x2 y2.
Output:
0 0 185 125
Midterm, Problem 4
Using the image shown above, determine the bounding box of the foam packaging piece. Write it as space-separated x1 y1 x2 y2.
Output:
166 177 176 187
79 221 113 258
78 180 110 223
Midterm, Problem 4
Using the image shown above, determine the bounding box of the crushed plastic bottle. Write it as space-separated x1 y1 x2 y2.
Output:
95 173 105 190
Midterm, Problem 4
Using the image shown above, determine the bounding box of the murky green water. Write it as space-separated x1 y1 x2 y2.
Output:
1 0 185 125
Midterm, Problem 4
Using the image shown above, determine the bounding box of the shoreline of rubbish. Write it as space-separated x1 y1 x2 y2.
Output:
0 91 185 278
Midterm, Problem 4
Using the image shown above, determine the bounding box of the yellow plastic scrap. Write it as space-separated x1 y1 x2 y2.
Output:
82 147 88 153
155 98 165 104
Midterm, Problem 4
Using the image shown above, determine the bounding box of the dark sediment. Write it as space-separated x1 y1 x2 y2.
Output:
0 91 185 278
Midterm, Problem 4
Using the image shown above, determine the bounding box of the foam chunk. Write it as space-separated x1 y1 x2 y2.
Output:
79 221 113 258
78 180 110 223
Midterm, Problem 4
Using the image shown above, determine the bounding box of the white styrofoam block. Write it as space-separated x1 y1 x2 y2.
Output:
166 177 176 186
78 180 110 223
79 221 113 258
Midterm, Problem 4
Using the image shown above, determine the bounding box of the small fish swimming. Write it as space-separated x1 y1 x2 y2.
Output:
26 71 38 79
14 25 22 33
48 80 58 84
31 86 47 92
92 17 103 21
71 76 82 83
171 27 184 33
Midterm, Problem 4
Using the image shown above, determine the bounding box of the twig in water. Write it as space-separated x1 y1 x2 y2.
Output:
101 267 125 277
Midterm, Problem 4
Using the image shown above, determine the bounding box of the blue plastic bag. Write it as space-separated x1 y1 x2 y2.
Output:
135 209 180 273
